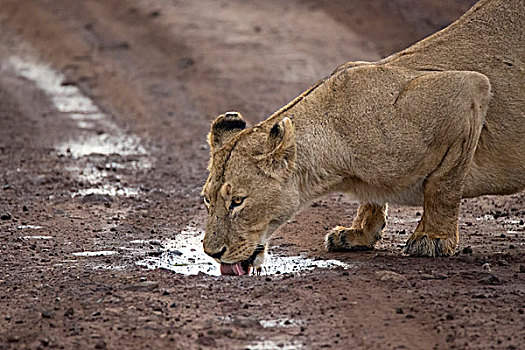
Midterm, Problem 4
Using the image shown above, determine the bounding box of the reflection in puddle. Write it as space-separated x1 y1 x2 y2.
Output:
21 235 53 240
17 225 43 229
7 56 145 157
247 340 302 350
259 318 302 328
75 186 140 197
72 251 119 257
136 227 351 276
7 56 150 198
476 214 494 221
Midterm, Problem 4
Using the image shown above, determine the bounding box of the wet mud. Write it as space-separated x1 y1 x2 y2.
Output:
0 1 523 349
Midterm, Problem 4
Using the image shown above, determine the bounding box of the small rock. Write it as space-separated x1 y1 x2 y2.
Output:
41 310 52 319
461 246 473 254
498 259 509 266
420 272 447 280
519 265 525 273
3 184 11 190
178 57 195 69
123 281 159 292
231 317 261 328
479 273 502 285
149 10 161 17
94 341 107 349
7 335 19 343
395 308 404 314
446 314 454 320
22 205 28 212
1 212 12 220
482 263 492 271
64 308 74 318
376 270 408 283
81 193 112 204
196 335 216 347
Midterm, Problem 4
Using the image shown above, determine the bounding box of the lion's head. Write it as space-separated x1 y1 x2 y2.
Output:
201 112 299 275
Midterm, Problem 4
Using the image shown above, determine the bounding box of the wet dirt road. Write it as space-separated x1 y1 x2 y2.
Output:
0 1 523 349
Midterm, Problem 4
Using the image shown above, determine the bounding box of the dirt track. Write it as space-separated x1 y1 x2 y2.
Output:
0 1 524 349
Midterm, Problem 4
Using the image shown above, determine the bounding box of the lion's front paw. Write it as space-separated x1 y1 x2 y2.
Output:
403 231 457 257
325 226 374 252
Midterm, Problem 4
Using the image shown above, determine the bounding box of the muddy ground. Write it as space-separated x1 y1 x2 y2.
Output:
0 0 523 349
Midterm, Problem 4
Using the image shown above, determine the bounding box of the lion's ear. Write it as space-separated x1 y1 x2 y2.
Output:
208 112 247 151
258 117 296 177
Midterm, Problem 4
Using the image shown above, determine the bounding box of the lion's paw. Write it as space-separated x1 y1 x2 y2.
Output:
325 226 374 252
403 231 457 257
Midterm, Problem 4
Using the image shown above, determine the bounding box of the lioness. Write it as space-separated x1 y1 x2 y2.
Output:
202 0 524 275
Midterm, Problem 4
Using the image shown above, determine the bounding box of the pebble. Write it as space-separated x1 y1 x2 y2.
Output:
519 265 525 273
64 308 74 318
41 310 52 319
1 212 12 220
498 259 509 266
482 263 491 271
196 335 216 347
123 281 159 292
479 273 502 285
461 246 473 254
376 270 408 283
94 341 107 349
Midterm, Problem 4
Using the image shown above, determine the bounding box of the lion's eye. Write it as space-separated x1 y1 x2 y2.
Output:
203 196 211 207
229 196 245 209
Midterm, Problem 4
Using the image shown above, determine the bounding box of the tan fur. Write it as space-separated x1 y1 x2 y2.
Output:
202 0 525 264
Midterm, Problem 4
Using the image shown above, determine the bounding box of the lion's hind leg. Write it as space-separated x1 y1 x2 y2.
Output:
325 203 387 252
404 71 490 257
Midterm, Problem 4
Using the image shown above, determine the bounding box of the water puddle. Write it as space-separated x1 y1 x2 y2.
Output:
476 214 494 221
74 186 140 198
72 250 119 257
247 340 302 350
21 235 53 240
259 318 302 328
135 227 351 276
6 56 150 198
17 225 43 230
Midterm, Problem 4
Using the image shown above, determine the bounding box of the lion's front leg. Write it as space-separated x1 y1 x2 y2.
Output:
325 203 387 252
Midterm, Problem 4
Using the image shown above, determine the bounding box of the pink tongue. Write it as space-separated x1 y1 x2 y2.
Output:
220 263 248 276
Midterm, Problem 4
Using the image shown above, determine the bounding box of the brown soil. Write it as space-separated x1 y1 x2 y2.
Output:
0 0 523 349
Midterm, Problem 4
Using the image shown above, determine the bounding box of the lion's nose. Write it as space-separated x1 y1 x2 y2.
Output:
205 246 227 260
